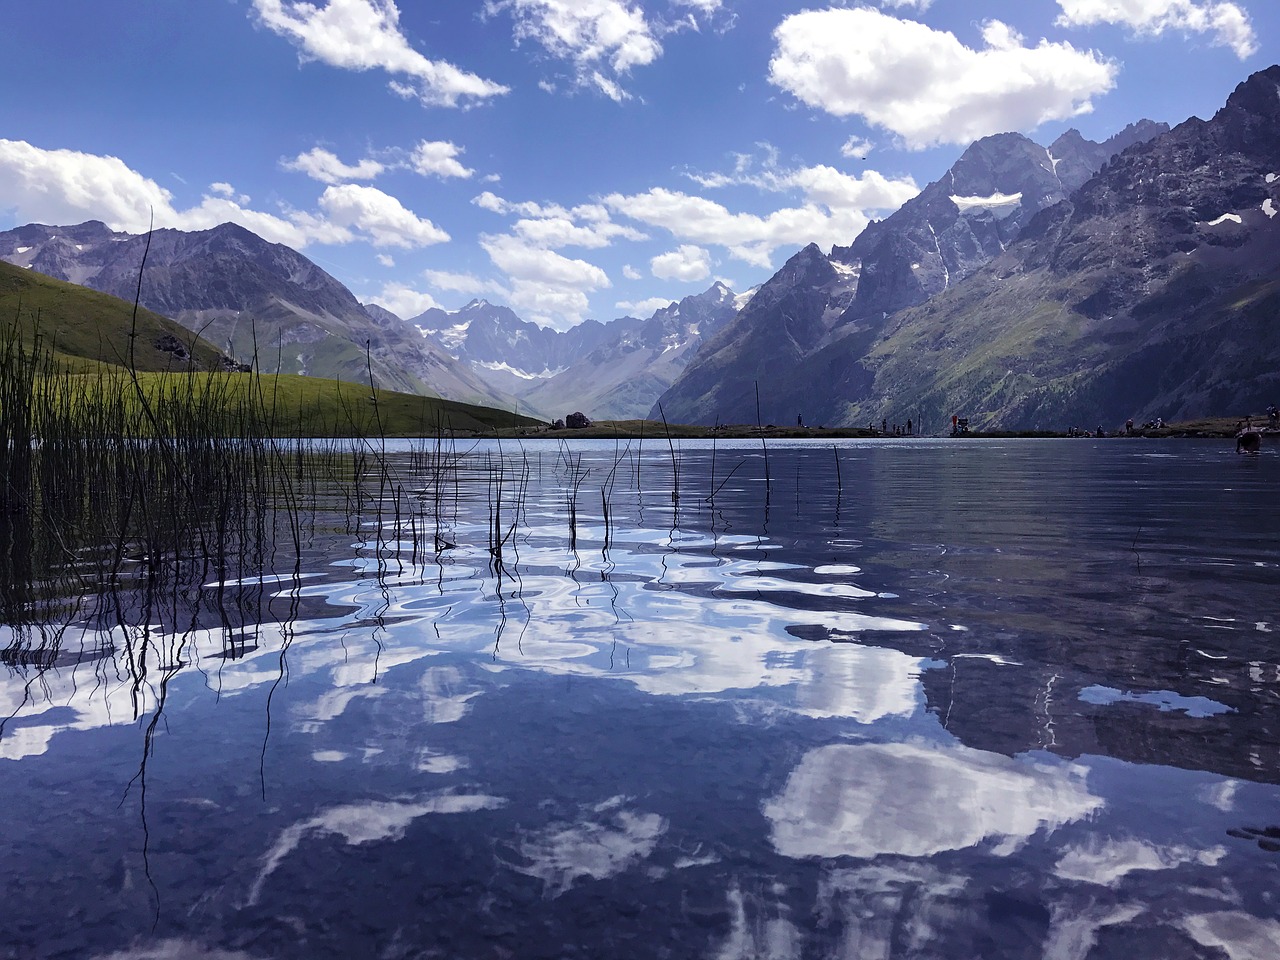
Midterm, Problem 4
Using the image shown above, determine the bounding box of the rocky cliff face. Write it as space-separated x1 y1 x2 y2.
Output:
656 117 1172 425
789 65 1280 430
0 221 505 404
653 245 857 424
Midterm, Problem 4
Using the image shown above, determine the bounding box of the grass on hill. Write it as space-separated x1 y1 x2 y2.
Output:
0 259 233 372
1 260 540 437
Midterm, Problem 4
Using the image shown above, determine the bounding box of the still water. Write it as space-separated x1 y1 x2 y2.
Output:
2 438 1278 959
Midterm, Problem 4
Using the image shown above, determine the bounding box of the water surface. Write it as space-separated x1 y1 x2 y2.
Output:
2 438 1278 959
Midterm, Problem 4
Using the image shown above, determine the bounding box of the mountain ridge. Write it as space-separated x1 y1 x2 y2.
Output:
0 221 508 406
705 65 1280 431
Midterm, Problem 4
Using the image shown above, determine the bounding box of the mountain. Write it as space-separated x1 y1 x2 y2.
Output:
661 65 1280 430
412 283 743 421
410 299 617 400
656 117 1173 426
0 221 506 405
829 65 1280 430
521 281 743 421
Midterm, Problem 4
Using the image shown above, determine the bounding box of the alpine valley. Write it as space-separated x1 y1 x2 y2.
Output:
3 64 1278 431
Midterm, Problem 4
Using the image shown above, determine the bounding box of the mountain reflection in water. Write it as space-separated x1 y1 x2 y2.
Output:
2 438 1278 959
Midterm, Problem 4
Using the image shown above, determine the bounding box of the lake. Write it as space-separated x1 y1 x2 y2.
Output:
2 437 1278 959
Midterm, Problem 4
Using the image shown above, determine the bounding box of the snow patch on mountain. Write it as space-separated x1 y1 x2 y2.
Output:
475 360 565 380
951 192 1023 218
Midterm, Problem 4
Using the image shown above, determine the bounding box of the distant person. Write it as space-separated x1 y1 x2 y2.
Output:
907 419 913 435
882 418 888 433
797 414 803 427
1126 418 1134 434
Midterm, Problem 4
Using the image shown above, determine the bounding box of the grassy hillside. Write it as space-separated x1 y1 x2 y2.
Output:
0 259 233 372
1 261 541 437
116 371 540 436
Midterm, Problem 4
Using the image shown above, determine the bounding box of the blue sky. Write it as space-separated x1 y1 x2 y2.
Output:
1 0 1274 328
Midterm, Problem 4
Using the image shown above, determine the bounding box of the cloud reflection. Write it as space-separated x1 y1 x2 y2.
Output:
765 742 1100 860
508 796 666 897
247 793 505 905
1181 911 1280 960
1055 837 1225 885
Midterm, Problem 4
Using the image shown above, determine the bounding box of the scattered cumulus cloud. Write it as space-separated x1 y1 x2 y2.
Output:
208 182 254 205
482 0 664 101
469 189 644 324
651 244 711 281
768 9 1118 149
840 136 875 159
376 253 395 266
411 140 474 179
671 0 722 13
0 138 354 249
687 148 918 212
251 0 509 107
622 264 642 280
602 147 918 267
283 146 386 184
474 191 646 248
880 0 933 9
369 281 441 318
1055 0 1257 59
605 186 874 267
423 269 505 296
318 183 450 247
480 232 611 327
615 296 676 315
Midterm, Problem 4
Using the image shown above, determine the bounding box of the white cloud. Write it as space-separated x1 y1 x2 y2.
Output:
880 0 933 9
318 183 449 247
423 269 504 296
615 295 676 315
672 0 721 12
651 244 711 282
410 140 474 179
483 0 662 99
480 232 610 327
513 214 646 248
765 742 1100 860
605 158 918 268
474 192 645 249
840 136 875 159
1055 0 1257 59
0 138 349 249
376 253 395 267
622 264 642 280
481 233 609 288
768 9 1118 149
252 0 509 107
0 138 178 234
283 146 386 184
369 282 441 318
0 139 453 255
688 151 918 212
